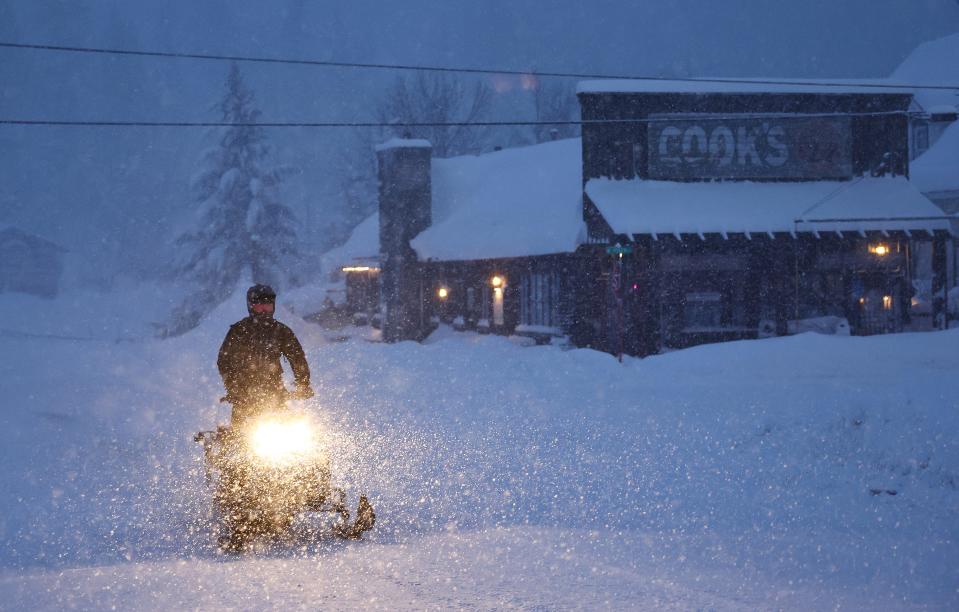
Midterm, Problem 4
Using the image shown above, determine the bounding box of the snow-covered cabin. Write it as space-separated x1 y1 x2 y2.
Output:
323 213 381 316
888 32 959 161
376 137 584 342
374 79 954 355
0 226 67 298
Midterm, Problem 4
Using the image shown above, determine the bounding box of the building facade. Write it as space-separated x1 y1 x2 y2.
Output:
577 82 952 354
375 82 954 356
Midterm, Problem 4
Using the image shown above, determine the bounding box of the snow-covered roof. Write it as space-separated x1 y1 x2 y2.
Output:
928 105 958 117
585 177 951 237
912 121 959 195
320 212 379 269
577 78 913 96
889 32 959 111
411 138 585 261
374 138 432 152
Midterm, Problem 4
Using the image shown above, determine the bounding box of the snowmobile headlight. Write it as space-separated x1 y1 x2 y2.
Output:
248 416 314 464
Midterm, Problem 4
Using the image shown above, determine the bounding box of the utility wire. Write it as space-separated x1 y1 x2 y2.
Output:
0 110 911 128
2 41 958 91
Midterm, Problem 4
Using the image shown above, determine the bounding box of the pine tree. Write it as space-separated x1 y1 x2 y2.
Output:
166 64 300 335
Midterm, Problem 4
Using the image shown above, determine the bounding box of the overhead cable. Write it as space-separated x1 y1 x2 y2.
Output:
0 109 911 128
1 41 957 91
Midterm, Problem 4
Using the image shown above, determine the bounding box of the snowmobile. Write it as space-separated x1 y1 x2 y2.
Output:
194 396 375 552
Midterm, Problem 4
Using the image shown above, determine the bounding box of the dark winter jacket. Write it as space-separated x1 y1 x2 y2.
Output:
217 316 311 408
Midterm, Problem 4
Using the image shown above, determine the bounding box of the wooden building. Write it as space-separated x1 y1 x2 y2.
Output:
341 257 381 318
377 137 584 344
375 80 954 356
577 80 952 354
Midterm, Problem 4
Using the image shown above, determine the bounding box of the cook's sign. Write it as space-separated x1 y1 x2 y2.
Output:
647 115 852 180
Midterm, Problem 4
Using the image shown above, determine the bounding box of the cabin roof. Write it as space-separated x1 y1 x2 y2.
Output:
411 138 585 261
912 121 959 195
889 32 959 111
321 213 379 269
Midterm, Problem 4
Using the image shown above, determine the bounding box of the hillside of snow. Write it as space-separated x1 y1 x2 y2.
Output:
0 285 957 609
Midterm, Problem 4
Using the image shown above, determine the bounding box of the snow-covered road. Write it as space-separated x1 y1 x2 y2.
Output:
1 291 957 609
1 528 886 610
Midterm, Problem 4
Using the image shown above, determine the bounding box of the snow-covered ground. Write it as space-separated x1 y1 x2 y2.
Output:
0 287 957 610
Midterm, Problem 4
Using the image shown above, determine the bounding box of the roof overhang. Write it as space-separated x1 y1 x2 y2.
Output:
585 176 953 240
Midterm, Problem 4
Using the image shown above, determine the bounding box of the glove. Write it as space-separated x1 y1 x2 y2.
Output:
293 385 315 400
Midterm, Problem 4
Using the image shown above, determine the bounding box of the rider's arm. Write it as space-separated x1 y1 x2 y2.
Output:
280 325 311 393
217 326 241 395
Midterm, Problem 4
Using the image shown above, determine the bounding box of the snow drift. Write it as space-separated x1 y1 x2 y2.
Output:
0 284 956 608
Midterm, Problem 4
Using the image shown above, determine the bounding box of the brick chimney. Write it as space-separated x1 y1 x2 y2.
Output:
376 138 433 342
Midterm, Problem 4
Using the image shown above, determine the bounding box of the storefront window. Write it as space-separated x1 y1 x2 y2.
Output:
684 292 722 330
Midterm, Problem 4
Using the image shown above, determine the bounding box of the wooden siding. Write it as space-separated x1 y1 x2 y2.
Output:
578 92 912 182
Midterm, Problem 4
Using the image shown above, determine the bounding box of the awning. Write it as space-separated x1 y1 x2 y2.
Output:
585 176 952 239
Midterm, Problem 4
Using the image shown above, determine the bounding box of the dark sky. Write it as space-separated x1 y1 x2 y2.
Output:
1 0 957 280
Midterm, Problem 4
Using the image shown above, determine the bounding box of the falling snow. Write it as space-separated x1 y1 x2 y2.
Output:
0 287 956 609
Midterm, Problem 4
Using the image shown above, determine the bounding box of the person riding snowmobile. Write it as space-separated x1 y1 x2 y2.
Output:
217 284 314 425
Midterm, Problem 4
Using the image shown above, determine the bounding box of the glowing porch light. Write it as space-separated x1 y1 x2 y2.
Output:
437 287 449 299
882 295 893 310
868 244 890 257
490 275 504 288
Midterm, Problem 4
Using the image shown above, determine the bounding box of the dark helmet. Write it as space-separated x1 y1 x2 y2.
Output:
246 284 276 315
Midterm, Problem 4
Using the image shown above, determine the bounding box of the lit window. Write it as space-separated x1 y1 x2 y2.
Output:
493 287 504 325
882 295 893 310
521 271 561 327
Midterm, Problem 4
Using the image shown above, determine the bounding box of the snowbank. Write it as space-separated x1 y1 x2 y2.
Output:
0 279 189 341
0 285 956 607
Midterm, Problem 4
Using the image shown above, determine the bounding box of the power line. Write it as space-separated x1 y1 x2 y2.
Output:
2 41 958 91
0 110 911 129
